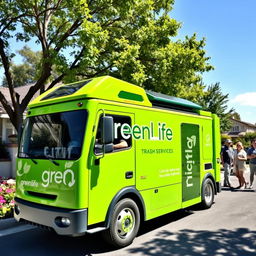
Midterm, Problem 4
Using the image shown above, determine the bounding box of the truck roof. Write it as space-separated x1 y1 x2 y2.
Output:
29 76 202 112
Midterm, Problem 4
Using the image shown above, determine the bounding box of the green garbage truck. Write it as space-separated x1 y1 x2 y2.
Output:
14 76 221 247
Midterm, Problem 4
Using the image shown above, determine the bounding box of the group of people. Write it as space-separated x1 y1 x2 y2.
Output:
221 138 256 189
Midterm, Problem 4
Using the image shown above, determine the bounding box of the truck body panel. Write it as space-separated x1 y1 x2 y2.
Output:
15 76 221 239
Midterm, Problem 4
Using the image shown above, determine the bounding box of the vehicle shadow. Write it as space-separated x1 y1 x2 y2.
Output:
1 210 255 256
128 228 256 256
0 210 193 256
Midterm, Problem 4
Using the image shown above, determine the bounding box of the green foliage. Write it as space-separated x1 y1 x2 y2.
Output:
197 82 234 132
2 46 42 87
241 133 256 148
0 0 214 130
230 112 241 121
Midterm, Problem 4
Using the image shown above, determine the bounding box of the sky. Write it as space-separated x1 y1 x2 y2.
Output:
1 1 256 124
171 0 256 124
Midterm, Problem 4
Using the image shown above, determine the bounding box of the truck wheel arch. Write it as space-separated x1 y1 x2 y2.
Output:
105 187 146 228
202 173 217 195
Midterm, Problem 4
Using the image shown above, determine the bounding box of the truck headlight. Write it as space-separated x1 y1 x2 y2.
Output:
55 217 71 227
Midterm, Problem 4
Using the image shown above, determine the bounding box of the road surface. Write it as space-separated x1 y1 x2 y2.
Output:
0 170 255 256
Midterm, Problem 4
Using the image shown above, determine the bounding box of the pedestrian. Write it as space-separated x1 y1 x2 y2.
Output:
221 139 234 187
247 138 256 189
233 142 247 189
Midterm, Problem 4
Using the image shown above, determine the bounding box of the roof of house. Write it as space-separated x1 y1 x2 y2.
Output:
230 118 256 128
0 84 40 114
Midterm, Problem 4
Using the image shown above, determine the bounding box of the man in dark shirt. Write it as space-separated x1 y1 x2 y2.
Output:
221 139 234 187
247 138 256 189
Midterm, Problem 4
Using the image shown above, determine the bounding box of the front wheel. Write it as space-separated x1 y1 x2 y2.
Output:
102 198 140 248
200 178 215 209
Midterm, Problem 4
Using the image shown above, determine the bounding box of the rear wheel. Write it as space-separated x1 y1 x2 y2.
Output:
201 178 215 209
102 198 140 248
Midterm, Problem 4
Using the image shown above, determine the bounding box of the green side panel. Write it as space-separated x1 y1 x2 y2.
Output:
146 90 202 110
118 91 144 102
212 114 221 182
181 123 200 202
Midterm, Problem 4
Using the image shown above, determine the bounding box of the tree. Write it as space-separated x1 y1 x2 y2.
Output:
1 46 41 87
230 112 241 121
0 0 213 131
197 82 234 132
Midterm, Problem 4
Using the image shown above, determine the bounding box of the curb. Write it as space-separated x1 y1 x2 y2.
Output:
0 217 36 237
0 217 16 225
0 218 17 230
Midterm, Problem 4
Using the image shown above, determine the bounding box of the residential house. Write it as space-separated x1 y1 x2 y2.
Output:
0 85 39 178
225 118 256 139
0 85 40 143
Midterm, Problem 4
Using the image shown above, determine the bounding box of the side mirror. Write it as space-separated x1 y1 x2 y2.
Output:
102 116 114 153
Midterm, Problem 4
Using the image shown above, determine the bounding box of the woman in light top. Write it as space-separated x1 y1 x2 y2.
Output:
234 142 248 189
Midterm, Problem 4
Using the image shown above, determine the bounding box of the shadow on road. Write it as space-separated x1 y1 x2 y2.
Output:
1 210 255 256
0 210 192 256
128 228 256 256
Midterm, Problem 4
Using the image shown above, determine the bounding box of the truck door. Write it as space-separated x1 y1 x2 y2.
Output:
88 110 135 225
181 123 200 202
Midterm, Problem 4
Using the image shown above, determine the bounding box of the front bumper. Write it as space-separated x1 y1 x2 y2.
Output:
14 197 87 236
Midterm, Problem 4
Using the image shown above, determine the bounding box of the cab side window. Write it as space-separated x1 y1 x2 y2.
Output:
94 114 132 154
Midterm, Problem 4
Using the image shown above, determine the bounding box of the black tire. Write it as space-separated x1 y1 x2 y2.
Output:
102 198 140 248
201 178 215 209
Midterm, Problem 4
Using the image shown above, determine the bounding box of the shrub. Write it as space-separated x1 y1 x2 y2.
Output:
0 177 15 218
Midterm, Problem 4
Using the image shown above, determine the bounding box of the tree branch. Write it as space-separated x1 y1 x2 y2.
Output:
46 46 86 91
0 91 16 129
20 64 52 112
0 13 31 35
0 38 18 113
54 19 82 53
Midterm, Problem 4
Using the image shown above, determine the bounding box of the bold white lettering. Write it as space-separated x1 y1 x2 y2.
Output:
186 176 193 187
42 171 50 187
121 123 132 139
187 163 193 172
50 171 55 183
54 171 63 184
185 153 193 160
114 123 121 139
63 169 75 187
67 147 72 159
187 137 194 149
44 147 50 158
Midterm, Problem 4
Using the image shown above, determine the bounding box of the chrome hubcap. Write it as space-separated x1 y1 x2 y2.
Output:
115 208 135 239
205 183 213 204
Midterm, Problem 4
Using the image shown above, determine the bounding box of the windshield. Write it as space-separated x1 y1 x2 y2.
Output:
19 110 87 160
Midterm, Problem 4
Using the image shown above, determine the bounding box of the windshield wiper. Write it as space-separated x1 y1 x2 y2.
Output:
20 152 38 164
30 158 38 164
46 157 60 166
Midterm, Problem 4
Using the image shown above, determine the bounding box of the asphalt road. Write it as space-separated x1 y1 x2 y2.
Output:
0 171 255 256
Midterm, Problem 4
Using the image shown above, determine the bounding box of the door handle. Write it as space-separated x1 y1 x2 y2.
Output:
125 171 133 179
